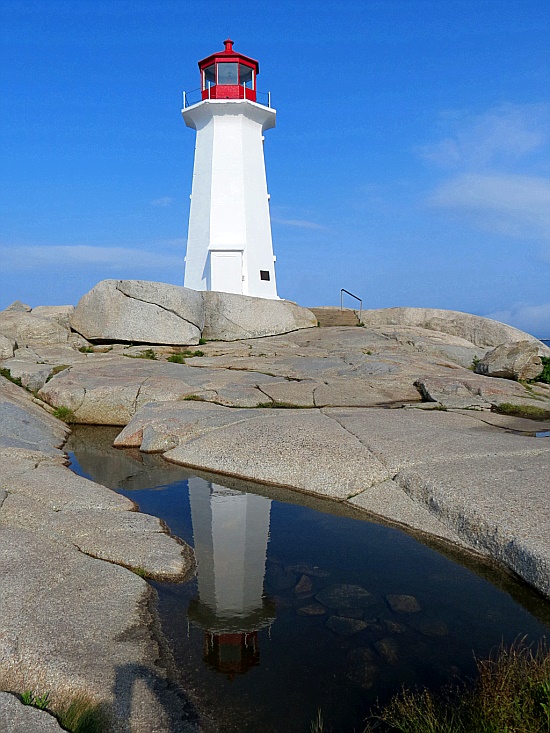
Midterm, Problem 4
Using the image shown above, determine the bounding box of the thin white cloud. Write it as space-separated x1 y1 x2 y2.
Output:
418 103 549 169
0 245 183 273
485 303 550 339
429 173 550 240
272 218 325 230
150 196 174 207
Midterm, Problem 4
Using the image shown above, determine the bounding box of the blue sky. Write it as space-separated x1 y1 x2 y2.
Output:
1 0 549 336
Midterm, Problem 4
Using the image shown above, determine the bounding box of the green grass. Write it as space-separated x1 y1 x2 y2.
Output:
538 356 550 385
363 639 550 733
20 690 107 733
131 566 148 578
78 345 95 353
198 337 207 345
20 690 50 710
0 367 22 387
493 403 550 421
167 349 204 363
55 693 108 733
52 405 77 423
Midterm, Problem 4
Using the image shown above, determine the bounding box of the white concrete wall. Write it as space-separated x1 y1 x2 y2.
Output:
183 100 278 298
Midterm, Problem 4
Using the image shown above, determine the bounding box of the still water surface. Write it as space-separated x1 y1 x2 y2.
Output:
67 427 550 733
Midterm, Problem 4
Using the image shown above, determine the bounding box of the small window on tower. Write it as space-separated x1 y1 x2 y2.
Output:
260 270 270 281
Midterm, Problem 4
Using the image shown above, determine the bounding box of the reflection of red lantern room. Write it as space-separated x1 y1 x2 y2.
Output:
203 632 260 679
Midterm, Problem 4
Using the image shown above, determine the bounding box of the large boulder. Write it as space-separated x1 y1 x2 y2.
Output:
360 307 546 350
2 301 31 313
475 340 545 381
70 280 204 345
32 305 74 329
0 312 71 348
203 291 317 340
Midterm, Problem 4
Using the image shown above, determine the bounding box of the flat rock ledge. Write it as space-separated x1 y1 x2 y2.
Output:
115 400 550 600
0 376 198 733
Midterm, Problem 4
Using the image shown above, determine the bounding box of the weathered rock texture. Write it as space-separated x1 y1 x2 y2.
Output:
32 305 75 329
69 280 318 345
0 375 198 732
203 290 318 340
71 280 205 345
0 692 64 732
475 340 545 381
360 307 547 349
0 311 71 347
115 400 550 598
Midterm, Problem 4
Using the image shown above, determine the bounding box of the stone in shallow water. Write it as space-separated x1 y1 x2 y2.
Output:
315 583 376 610
345 647 380 689
296 603 327 617
294 574 313 594
374 637 399 664
337 607 364 619
384 619 408 634
266 564 297 592
408 619 449 637
325 615 368 636
386 593 421 613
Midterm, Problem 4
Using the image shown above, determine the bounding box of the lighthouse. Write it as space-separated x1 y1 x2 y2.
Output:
182 40 278 299
186 477 275 676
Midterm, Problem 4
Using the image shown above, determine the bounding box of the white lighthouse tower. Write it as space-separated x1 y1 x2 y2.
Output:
182 40 278 299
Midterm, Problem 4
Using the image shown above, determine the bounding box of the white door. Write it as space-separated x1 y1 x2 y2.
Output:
210 251 243 294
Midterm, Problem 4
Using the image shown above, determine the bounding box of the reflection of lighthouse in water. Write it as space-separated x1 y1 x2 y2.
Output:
187 477 275 677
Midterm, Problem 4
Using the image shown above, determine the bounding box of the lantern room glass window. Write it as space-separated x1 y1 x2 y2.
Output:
239 65 254 88
217 62 238 85
204 64 216 88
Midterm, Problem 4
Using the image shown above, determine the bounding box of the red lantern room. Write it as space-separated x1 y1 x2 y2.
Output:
198 39 259 102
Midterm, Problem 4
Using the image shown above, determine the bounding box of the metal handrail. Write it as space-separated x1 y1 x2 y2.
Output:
182 87 272 109
340 289 363 324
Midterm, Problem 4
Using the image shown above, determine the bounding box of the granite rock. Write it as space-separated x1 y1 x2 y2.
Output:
0 335 15 360
360 307 546 349
70 280 204 345
202 290 317 341
0 692 64 733
0 311 71 347
475 340 545 381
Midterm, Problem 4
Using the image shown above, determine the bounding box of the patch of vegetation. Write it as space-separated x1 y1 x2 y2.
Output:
364 639 550 733
45 364 70 383
470 355 481 371
123 349 158 360
167 349 204 363
78 345 95 353
310 708 326 732
0 367 22 387
20 690 50 710
493 403 550 421
52 405 77 423
256 400 309 409
537 356 550 385
182 394 206 402
198 338 207 345
131 566 149 578
55 693 108 733
137 348 157 360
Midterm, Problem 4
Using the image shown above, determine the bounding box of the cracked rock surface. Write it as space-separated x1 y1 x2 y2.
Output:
0 375 198 733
